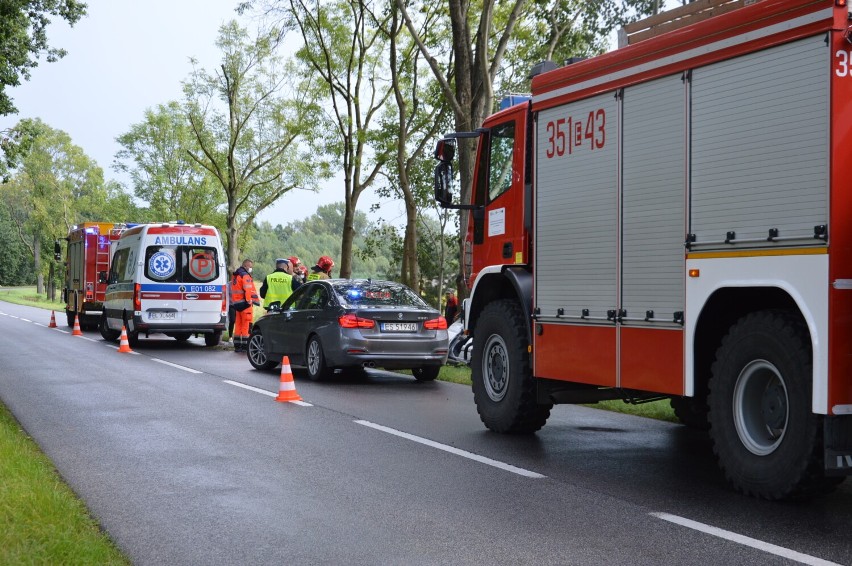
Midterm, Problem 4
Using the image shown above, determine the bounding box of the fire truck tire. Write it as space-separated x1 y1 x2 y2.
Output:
205 330 222 347
99 314 120 342
708 309 831 499
471 299 551 433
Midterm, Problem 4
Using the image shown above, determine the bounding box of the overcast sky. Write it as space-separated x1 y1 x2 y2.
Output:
0 0 395 227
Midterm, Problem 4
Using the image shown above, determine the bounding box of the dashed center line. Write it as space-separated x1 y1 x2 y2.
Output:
151 358 203 373
355 419 546 479
650 512 841 566
223 379 313 406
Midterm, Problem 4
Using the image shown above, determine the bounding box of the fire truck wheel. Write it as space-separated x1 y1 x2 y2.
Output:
708 309 828 499
99 314 120 342
471 299 551 434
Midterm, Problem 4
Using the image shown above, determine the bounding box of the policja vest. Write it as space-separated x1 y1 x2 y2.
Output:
263 271 295 307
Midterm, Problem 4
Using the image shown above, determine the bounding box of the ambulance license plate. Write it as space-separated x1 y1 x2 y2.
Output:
149 311 176 320
381 322 417 332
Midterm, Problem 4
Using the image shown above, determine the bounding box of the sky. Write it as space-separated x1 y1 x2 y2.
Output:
0 0 398 228
1 0 682 229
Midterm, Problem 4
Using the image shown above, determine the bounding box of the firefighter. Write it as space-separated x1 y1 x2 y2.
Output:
444 291 458 323
230 258 260 352
288 256 305 285
307 256 335 281
260 258 299 310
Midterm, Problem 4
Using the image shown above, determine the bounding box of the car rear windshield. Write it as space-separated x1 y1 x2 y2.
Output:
333 281 428 308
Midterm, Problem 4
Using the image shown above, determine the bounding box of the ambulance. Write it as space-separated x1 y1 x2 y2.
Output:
101 223 227 346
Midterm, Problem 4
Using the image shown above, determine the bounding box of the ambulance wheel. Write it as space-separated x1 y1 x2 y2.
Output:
205 330 222 347
471 299 551 433
708 309 829 499
127 331 140 347
247 329 277 371
306 335 331 381
99 314 120 342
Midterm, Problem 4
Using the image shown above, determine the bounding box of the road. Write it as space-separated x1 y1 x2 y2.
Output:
1 302 850 565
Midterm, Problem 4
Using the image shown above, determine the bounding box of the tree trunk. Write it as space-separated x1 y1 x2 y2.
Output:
34 233 43 294
47 262 55 301
340 198 357 279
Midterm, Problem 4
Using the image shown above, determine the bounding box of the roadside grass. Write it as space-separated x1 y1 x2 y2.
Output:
0 403 129 565
0 286 64 311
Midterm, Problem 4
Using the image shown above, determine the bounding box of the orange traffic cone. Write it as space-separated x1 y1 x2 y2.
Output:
275 356 302 402
117 325 133 353
48 310 57 328
72 314 83 336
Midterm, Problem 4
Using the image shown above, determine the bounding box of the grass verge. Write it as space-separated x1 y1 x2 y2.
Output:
0 403 129 564
0 286 65 311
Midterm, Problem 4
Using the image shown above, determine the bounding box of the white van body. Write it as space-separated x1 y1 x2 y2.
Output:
101 223 227 346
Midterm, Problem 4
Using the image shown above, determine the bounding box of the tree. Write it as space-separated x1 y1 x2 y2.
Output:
183 21 327 271
0 0 88 116
115 101 222 226
264 0 395 279
1 119 133 295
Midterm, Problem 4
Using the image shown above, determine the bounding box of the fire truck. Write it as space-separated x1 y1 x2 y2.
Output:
434 0 852 498
59 222 131 330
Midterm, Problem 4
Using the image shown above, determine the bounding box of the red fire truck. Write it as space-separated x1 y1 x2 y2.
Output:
60 222 131 330
434 0 852 498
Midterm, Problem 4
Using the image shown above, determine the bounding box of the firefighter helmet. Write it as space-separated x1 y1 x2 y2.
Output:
317 256 335 272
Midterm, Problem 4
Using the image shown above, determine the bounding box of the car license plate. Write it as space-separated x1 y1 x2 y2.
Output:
381 322 417 332
148 311 176 320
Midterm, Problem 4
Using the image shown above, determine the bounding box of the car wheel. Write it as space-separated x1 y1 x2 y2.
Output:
412 366 440 381
471 299 551 433
205 330 222 347
247 328 278 371
708 309 835 499
306 336 332 381
99 314 120 342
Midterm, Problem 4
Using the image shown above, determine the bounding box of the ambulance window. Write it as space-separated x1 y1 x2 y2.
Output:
145 246 180 282
110 248 131 284
184 247 219 283
488 122 515 202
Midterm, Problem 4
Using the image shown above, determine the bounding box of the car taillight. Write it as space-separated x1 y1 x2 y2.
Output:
133 283 141 311
338 314 375 329
424 316 447 330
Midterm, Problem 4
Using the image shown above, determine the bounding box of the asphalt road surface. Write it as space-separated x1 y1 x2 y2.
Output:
1 302 851 565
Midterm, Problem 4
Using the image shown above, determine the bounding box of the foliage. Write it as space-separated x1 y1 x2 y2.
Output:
0 0 88 116
114 101 223 226
0 200 35 285
183 20 329 270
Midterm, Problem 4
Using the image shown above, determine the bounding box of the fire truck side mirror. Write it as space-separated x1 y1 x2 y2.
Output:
53 240 62 261
434 160 454 206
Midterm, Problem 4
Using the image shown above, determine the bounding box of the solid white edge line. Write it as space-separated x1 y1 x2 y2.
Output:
223 380 313 406
355 419 545 479
151 358 203 374
650 512 841 566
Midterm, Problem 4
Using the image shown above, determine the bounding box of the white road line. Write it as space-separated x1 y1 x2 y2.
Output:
650 512 841 566
55 329 70 334
33 323 46 327
355 419 546 479
9 315 19 319
20 318 31 322
223 379 313 406
151 358 203 374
